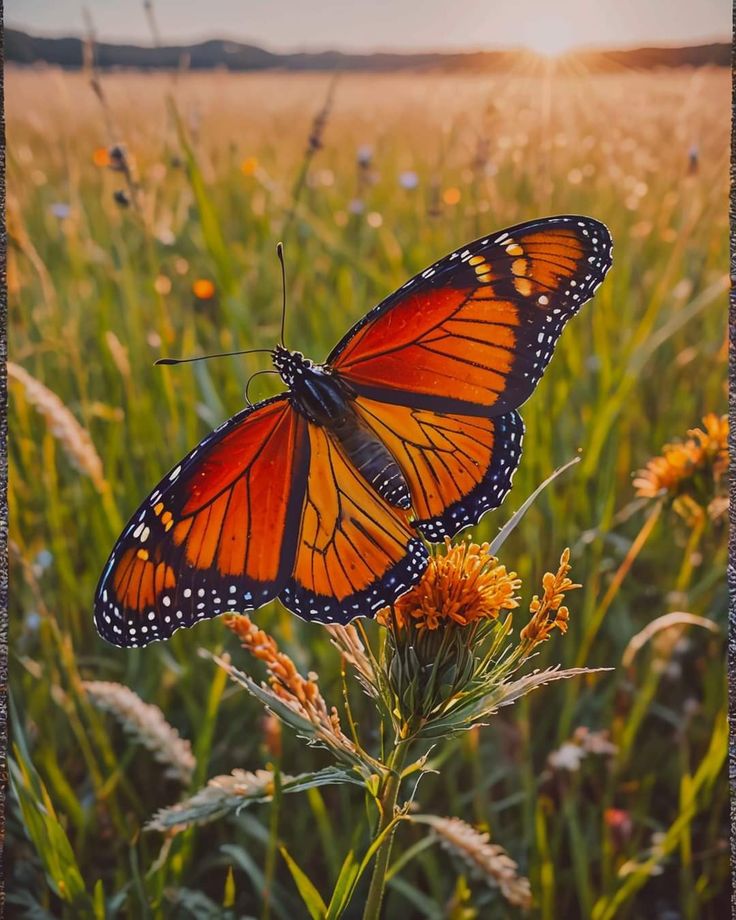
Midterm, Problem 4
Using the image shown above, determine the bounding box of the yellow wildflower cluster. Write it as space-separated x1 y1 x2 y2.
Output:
633 413 727 500
377 537 520 632
520 549 580 647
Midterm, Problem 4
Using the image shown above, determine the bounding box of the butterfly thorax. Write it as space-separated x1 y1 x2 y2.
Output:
272 345 347 423
273 345 411 510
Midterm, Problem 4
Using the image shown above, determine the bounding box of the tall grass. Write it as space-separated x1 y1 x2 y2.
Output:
7 63 729 917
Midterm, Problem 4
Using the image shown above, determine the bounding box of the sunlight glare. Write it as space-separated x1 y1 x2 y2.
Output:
522 17 577 58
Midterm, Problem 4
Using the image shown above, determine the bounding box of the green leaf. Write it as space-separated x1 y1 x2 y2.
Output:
223 866 236 908
279 845 327 920
387 876 444 918
93 880 106 920
489 457 580 555
278 766 366 795
221 844 291 920
324 850 359 920
418 666 611 739
325 813 407 915
9 744 91 910
163 886 236 918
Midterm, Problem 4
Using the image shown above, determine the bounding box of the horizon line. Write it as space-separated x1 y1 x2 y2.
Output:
6 23 731 58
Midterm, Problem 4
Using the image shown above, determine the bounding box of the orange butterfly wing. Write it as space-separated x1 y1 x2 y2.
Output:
280 423 428 622
95 396 309 646
351 397 524 540
329 216 612 416
322 215 611 536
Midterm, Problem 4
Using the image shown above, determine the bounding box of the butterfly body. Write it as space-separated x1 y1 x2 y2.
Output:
95 215 613 647
274 344 412 509
275 345 351 424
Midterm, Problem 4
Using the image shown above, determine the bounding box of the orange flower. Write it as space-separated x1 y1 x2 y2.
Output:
192 278 216 300
520 549 580 647
240 156 259 177
442 187 462 206
225 614 319 707
633 413 727 500
377 537 520 632
692 413 729 477
92 147 110 167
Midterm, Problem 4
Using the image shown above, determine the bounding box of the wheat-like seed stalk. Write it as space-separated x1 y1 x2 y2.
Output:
8 361 107 494
84 681 195 785
325 623 380 698
223 614 362 763
104 331 131 380
146 768 288 832
414 814 532 909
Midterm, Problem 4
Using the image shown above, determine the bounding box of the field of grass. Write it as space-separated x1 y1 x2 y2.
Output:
7 62 730 918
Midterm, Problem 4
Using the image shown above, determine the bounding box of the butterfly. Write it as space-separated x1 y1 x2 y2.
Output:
95 215 612 647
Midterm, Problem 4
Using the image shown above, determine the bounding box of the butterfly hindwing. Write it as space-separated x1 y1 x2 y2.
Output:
279 423 429 624
95 396 309 647
329 215 612 416
352 397 524 539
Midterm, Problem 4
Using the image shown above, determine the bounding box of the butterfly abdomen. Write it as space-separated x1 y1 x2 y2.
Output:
331 416 411 510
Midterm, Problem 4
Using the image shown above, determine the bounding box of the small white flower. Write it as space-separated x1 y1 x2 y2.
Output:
548 741 586 772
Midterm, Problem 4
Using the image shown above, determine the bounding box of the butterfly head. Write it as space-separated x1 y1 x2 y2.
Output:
272 344 314 389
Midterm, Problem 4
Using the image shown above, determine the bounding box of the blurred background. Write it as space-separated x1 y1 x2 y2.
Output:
6 1 730 917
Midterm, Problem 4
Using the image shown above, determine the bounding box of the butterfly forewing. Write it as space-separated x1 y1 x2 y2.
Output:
95 396 309 647
329 215 612 416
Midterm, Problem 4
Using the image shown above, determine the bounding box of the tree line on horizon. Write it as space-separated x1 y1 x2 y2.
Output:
5 27 730 73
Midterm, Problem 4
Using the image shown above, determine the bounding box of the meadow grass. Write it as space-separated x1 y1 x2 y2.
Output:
7 64 729 918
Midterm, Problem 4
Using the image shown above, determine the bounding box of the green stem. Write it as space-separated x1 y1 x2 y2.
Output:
261 764 282 920
362 740 411 920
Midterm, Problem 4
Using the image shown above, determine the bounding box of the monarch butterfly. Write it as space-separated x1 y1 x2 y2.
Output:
95 215 612 647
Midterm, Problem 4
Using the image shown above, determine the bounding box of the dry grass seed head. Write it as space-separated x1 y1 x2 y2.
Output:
8 361 108 494
422 815 532 909
84 680 195 784
146 768 289 833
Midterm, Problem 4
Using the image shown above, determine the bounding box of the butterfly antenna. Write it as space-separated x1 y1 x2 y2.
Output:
245 369 280 407
277 241 288 347
155 347 273 367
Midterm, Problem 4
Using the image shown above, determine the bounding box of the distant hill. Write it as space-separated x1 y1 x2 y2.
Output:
5 27 731 73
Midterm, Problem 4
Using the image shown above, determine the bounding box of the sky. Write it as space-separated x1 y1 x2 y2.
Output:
7 0 731 53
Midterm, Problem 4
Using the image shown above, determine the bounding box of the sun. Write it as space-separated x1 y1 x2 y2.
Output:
522 18 577 58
